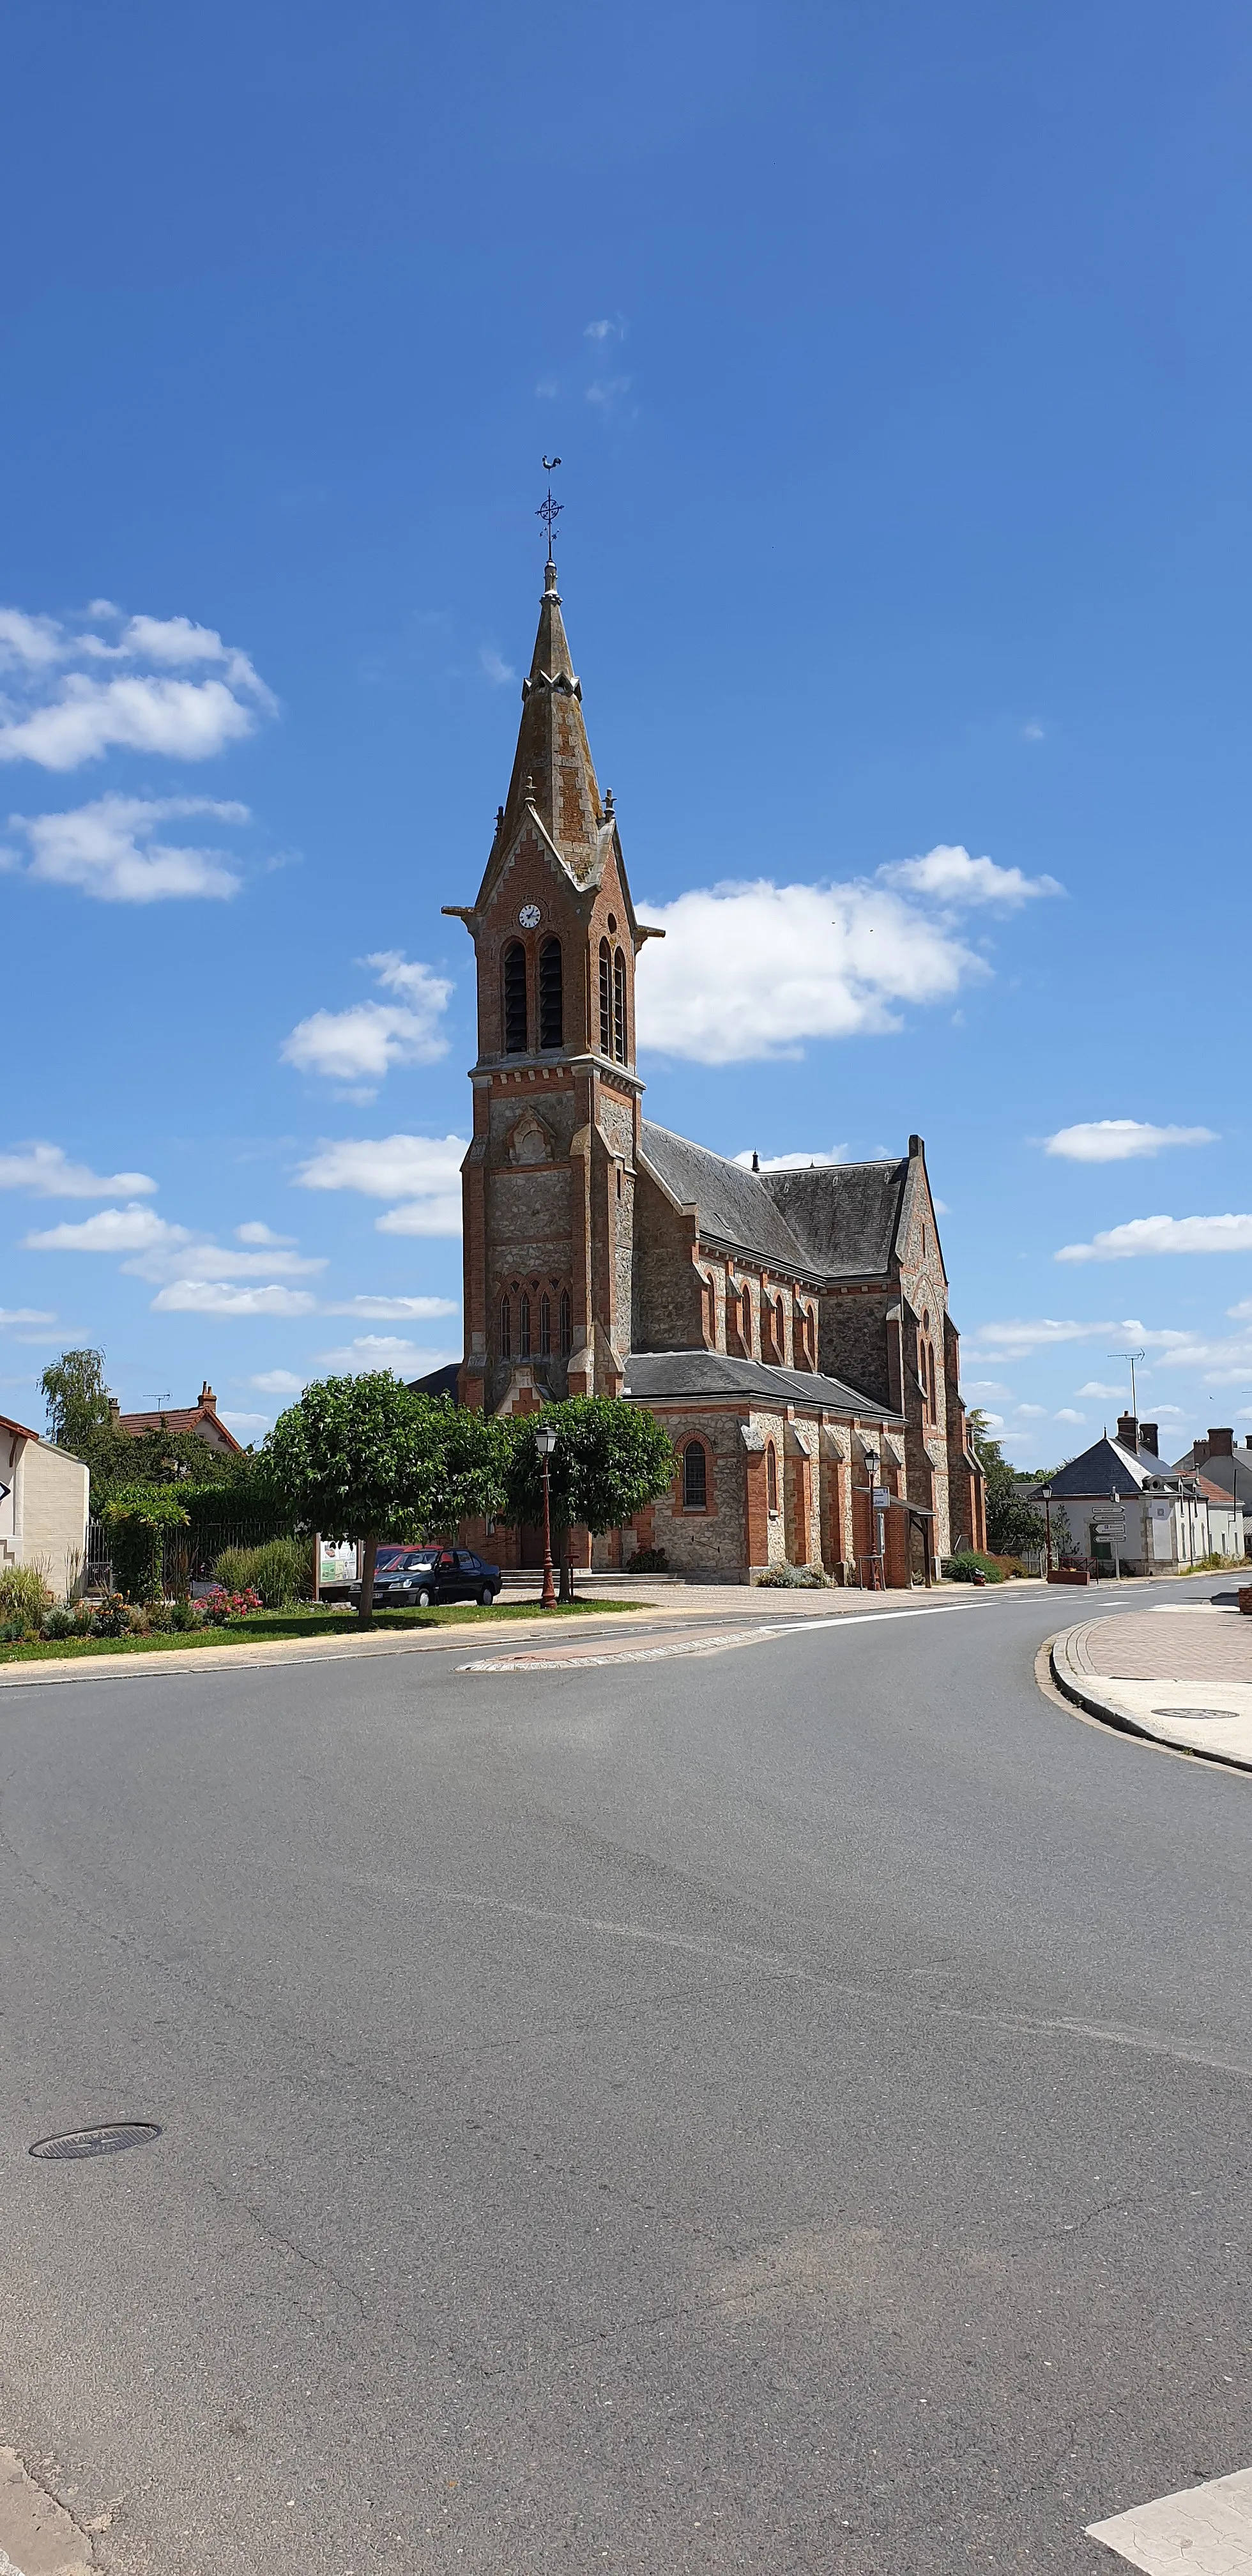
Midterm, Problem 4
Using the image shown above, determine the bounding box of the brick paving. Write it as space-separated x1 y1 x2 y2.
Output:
1082 1607 1252 1685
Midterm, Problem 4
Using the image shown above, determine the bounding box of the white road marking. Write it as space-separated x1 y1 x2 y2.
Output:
460 1602 971 1671
1088 2465 1252 2570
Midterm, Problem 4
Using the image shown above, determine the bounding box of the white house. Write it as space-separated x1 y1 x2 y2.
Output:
1045 1416 1210 1575
0 1411 91 1599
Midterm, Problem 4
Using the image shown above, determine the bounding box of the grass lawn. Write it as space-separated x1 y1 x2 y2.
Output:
0 1597 650 1667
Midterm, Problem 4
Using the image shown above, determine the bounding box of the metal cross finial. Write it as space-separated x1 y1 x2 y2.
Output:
538 456 563 561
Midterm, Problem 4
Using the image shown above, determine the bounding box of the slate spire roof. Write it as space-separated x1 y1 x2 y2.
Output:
496 558 606 885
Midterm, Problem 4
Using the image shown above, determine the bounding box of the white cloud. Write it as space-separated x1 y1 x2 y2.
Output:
150 1282 319 1316
584 318 625 341
235 1221 296 1245
1054 1408 1086 1424
294 1133 466 1237
1013 1403 1048 1420
1077 1380 1127 1399
125 1240 324 1285
218 1409 271 1436
733 1146 849 1171
8 794 248 901
1044 1120 1217 1163
0 1307 56 1326
933 1197 951 1215
478 646 515 686
0 603 275 770
1019 721 1046 743
1229 1300 1252 1322
250 1370 305 1395
282 954 452 1087
881 845 1062 907
24 1203 181 1254
0 1140 157 1197
963 1379 1011 1397
636 879 985 1064
315 1333 457 1374
1057 1214 1252 1262
979 1412 1005 1430
966 1316 1159 1360
323 1294 458 1319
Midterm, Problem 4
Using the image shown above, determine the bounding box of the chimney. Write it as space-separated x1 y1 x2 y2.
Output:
1193 1435 1210 1467
200 1381 215 1411
1117 1412 1138 1452
751 1151 760 1172
1207 1426 1234 1458
908 1134 922 1158
107 1395 120 1421
1138 1422 1159 1457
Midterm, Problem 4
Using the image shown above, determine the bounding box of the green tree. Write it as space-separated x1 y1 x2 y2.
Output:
967 1409 1048 1558
261 1376 506 1625
42 1348 120 1459
102 1487 190 1602
501 1399 676 1591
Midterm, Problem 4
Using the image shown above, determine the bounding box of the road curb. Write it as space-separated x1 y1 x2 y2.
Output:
1048 1623 1252 1777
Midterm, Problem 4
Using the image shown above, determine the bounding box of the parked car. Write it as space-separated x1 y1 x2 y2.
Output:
355 1547 500 1609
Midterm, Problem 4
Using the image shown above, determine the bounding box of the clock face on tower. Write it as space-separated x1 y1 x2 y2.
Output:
517 903 542 928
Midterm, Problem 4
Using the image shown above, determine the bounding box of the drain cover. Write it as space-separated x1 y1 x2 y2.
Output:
1152 1706 1239 1724
29 2122 162 2161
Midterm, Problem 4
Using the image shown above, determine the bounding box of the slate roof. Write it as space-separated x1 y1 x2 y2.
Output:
622 1349 898 1420
639 1124 819 1273
407 1362 461 1402
760 1159 908 1279
1048 1435 1184 1500
1172 1448 1252 1504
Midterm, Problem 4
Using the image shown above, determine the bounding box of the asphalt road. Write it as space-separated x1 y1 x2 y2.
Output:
1 1584 1248 2576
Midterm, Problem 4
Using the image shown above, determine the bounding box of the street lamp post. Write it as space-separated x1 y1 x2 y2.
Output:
1041 1483 1053 1578
534 1421 558 1611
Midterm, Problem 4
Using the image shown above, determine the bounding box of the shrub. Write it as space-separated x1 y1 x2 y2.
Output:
945 1551 1005 1584
168 1596 201 1632
758 1561 827 1588
0 1564 52 1630
102 1488 189 1602
91 1592 131 1637
213 1537 312 1606
626 1546 669 1574
201 1586 263 1625
40 1606 76 1639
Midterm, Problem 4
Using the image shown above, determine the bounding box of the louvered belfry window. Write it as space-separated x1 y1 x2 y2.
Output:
500 1296 512 1359
599 939 612 1056
559 1289 572 1355
538 939 563 1049
539 1293 551 1356
503 942 528 1052
613 947 627 1062
519 1294 531 1358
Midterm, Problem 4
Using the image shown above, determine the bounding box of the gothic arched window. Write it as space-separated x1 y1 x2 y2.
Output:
539 1292 551 1356
740 1283 752 1353
767 1443 779 1514
559 1289 572 1356
683 1440 708 1511
538 938 563 1049
613 947 627 1062
599 939 612 1057
503 941 528 1053
519 1292 531 1358
777 1294 786 1354
500 1295 512 1360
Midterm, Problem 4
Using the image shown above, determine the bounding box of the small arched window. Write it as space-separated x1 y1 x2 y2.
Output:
559 1289 572 1356
703 1275 715 1344
683 1440 708 1511
767 1443 779 1513
539 1292 551 1356
500 1295 512 1360
613 947 627 1062
503 941 528 1053
599 939 612 1057
538 938 563 1049
519 1293 531 1358
776 1294 786 1354
740 1284 752 1353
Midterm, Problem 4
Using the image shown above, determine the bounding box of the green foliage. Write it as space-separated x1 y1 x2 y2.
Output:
966 1409 1049 1558
627 1546 669 1573
102 1487 189 1602
40 1347 113 1456
501 1399 676 1539
261 1376 508 1623
213 1537 313 1606
757 1561 827 1588
40 1606 77 1639
945 1550 1006 1583
0 1563 52 1630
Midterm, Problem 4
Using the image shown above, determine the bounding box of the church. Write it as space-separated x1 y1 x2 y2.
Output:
436 552 987 1585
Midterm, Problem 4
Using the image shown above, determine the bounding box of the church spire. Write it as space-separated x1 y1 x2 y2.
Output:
495 556 605 883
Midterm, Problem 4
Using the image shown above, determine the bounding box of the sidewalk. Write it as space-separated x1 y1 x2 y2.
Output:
1051 1599 1252 1772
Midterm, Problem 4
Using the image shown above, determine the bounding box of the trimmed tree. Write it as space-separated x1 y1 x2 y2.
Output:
102 1487 190 1602
261 1376 506 1625
501 1398 676 1593
968 1410 1048 1559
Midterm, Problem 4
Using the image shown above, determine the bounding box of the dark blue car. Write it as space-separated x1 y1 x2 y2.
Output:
359 1546 500 1609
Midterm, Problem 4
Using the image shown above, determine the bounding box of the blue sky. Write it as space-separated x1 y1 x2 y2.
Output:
3 0 1249 1464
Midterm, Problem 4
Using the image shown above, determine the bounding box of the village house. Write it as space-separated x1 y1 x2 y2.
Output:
113 1381 241 1455
0 1410 90 1599
432 553 986 1584
1045 1416 1211 1574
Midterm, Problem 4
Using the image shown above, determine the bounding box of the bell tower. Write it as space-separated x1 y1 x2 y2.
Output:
443 551 663 1413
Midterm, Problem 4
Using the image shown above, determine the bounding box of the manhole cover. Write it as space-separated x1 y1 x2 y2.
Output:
29 2122 162 2161
1152 1706 1239 1724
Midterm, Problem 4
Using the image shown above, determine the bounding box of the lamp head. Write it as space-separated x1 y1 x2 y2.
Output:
533 1422 558 1459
